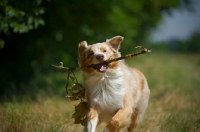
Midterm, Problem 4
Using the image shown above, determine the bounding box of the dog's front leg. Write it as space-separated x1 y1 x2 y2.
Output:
104 108 132 132
86 107 99 132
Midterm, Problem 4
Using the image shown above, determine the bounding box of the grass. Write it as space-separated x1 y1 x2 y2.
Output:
0 53 200 132
0 97 83 132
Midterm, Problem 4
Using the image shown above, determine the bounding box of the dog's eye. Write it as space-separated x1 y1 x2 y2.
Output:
103 50 106 52
89 52 94 56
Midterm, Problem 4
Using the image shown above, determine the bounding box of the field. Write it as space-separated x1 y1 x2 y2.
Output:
0 53 200 132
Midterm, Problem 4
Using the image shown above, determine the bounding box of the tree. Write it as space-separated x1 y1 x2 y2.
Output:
0 0 45 47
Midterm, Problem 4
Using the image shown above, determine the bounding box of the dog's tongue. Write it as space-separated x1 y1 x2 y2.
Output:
94 64 108 73
99 65 107 72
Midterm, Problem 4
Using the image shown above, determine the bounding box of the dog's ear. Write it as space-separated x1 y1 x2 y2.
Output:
106 36 124 50
78 41 87 55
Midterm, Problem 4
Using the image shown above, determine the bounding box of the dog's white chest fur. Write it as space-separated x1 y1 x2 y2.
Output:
84 68 125 120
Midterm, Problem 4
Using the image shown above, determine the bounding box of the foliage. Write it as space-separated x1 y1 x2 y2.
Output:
0 0 45 46
72 102 87 126
0 0 192 99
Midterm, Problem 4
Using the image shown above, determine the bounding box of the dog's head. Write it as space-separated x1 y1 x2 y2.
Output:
78 36 124 73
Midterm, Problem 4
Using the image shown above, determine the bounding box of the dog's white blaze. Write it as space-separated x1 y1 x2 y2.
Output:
92 45 107 64
84 67 125 119
87 116 98 132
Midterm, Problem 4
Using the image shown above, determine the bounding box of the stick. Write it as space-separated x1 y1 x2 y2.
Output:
52 46 151 71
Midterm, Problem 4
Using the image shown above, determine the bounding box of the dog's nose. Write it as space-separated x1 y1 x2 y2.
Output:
96 54 104 61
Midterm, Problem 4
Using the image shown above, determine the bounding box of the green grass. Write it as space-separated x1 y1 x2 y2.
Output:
0 53 200 132
129 53 200 132
0 98 83 132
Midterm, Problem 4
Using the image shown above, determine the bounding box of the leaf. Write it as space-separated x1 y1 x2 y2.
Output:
68 83 82 93
65 95 79 101
38 19 45 25
68 83 85 97
69 83 77 90
28 17 34 24
75 102 87 111
72 110 86 119
74 117 83 124
7 7 15 17
80 91 85 98
38 9 44 14
72 101 88 125
78 84 85 91
71 91 81 98
81 117 87 126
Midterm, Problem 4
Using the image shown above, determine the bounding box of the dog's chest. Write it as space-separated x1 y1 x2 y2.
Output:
84 69 125 113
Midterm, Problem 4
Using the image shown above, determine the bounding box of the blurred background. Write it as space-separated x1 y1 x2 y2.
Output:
0 0 200 131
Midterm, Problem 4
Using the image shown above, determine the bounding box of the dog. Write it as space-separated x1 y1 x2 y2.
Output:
78 36 150 132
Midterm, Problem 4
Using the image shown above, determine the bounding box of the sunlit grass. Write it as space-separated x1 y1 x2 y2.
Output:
127 53 200 132
0 97 84 132
0 53 200 132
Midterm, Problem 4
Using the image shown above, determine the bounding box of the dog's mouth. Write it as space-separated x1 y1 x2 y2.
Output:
93 63 109 73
